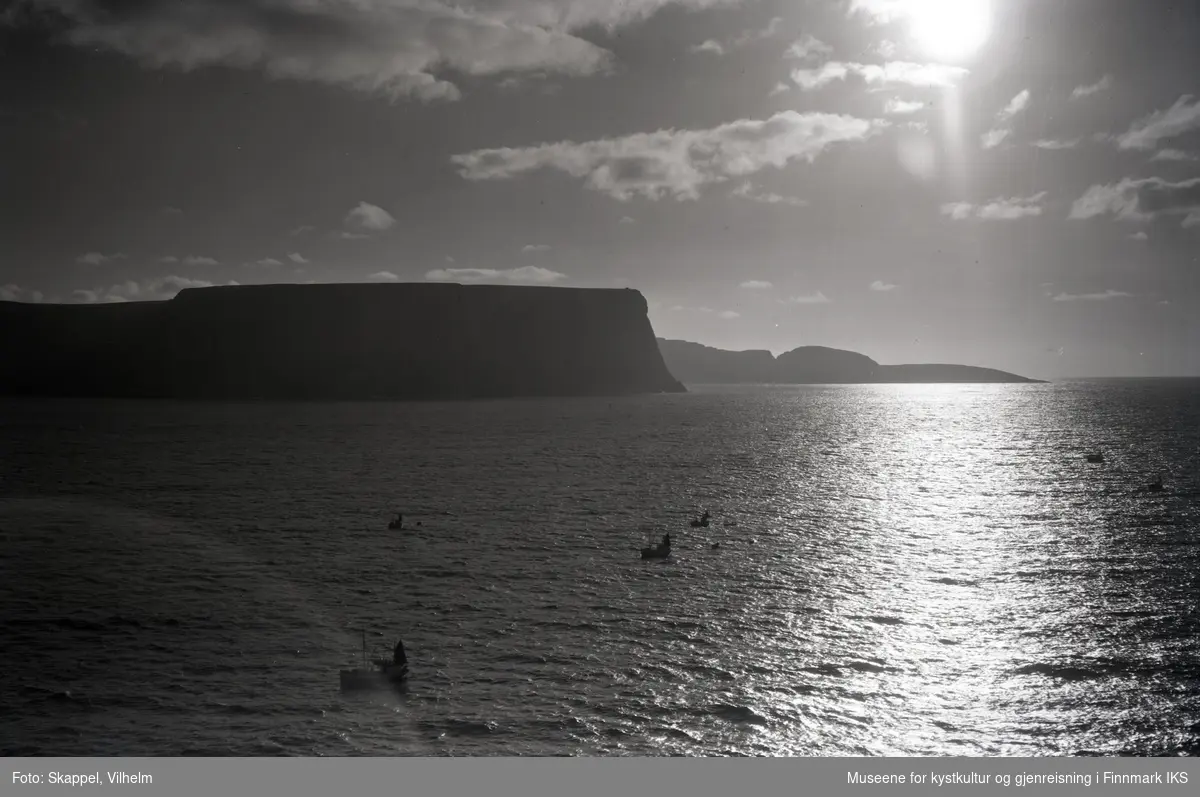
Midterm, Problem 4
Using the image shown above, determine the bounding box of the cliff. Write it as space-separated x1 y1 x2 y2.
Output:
0 284 686 400
657 339 1041 384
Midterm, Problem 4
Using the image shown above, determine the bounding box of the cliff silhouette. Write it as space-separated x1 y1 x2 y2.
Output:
0 284 685 400
658 339 1042 384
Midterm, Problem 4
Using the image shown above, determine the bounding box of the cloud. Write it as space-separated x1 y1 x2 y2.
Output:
739 280 773 290
869 280 898 291
769 81 791 96
1069 176 1200 226
690 40 724 56
424 265 567 284
288 252 309 263
1129 231 1148 241
0 284 44 303
368 271 400 282
1116 95 1200 151
183 255 220 266
1032 138 1080 150
784 34 831 62
521 243 550 252
982 89 1030 149
73 275 236 303
451 110 885 201
76 251 125 265
782 291 831 305
732 182 808 207
1051 289 1132 302
161 205 183 215
3 1 740 103
884 98 925 115
249 258 283 267
288 225 315 236
1151 148 1198 162
791 61 968 91
717 310 740 320
997 90 1031 122
980 129 1009 149
847 0 908 23
941 192 1047 220
160 256 178 264
619 216 636 224
345 201 396 232
1071 75 1112 99
692 16 783 55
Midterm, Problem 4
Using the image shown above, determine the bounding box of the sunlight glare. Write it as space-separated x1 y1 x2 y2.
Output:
908 0 992 62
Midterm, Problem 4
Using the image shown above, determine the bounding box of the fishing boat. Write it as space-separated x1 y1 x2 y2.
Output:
641 544 671 559
640 529 672 559
1085 452 1104 463
339 629 408 691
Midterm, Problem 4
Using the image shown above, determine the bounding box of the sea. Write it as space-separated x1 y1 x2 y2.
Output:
1 381 1198 757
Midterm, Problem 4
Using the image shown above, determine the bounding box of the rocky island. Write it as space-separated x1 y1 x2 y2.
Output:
0 284 685 400
658 339 1042 384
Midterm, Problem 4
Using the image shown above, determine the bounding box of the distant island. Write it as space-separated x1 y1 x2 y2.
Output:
658 339 1043 384
0 284 685 400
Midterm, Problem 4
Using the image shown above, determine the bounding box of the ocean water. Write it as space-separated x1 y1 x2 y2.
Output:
1 381 1198 757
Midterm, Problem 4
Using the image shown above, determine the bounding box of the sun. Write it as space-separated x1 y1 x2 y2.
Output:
907 0 993 62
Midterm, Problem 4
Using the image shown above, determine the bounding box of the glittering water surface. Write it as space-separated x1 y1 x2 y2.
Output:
1 382 1198 757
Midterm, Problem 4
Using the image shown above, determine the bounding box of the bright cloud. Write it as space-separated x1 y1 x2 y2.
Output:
1032 138 1080 150
690 40 724 56
980 129 1009 149
249 258 283 267
732 182 809 207
1051 289 1132 302
884 98 925 115
941 192 1047 220
1069 176 1200 226
368 271 400 282
288 252 309 263
982 89 1030 149
345 201 396 232
1 284 44 303
717 310 740 320
739 280 774 290
782 291 831 304
998 89 1031 122
424 265 567 284
521 243 551 252
3 1 741 103
1116 95 1200 151
1129 231 1148 241
183 255 220 266
76 251 125 265
869 280 898 291
451 111 885 201
791 61 968 91
784 34 832 61
73 275 236 303
1071 75 1112 99
1151 148 1198 162
692 16 783 55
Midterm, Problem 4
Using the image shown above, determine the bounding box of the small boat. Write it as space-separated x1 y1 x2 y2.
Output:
641 544 671 559
689 518 710 528
1148 475 1165 492
1085 453 1104 463
387 520 403 530
339 629 408 691
710 542 721 549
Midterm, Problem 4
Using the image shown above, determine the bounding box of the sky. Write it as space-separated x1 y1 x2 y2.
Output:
2 0 1199 378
